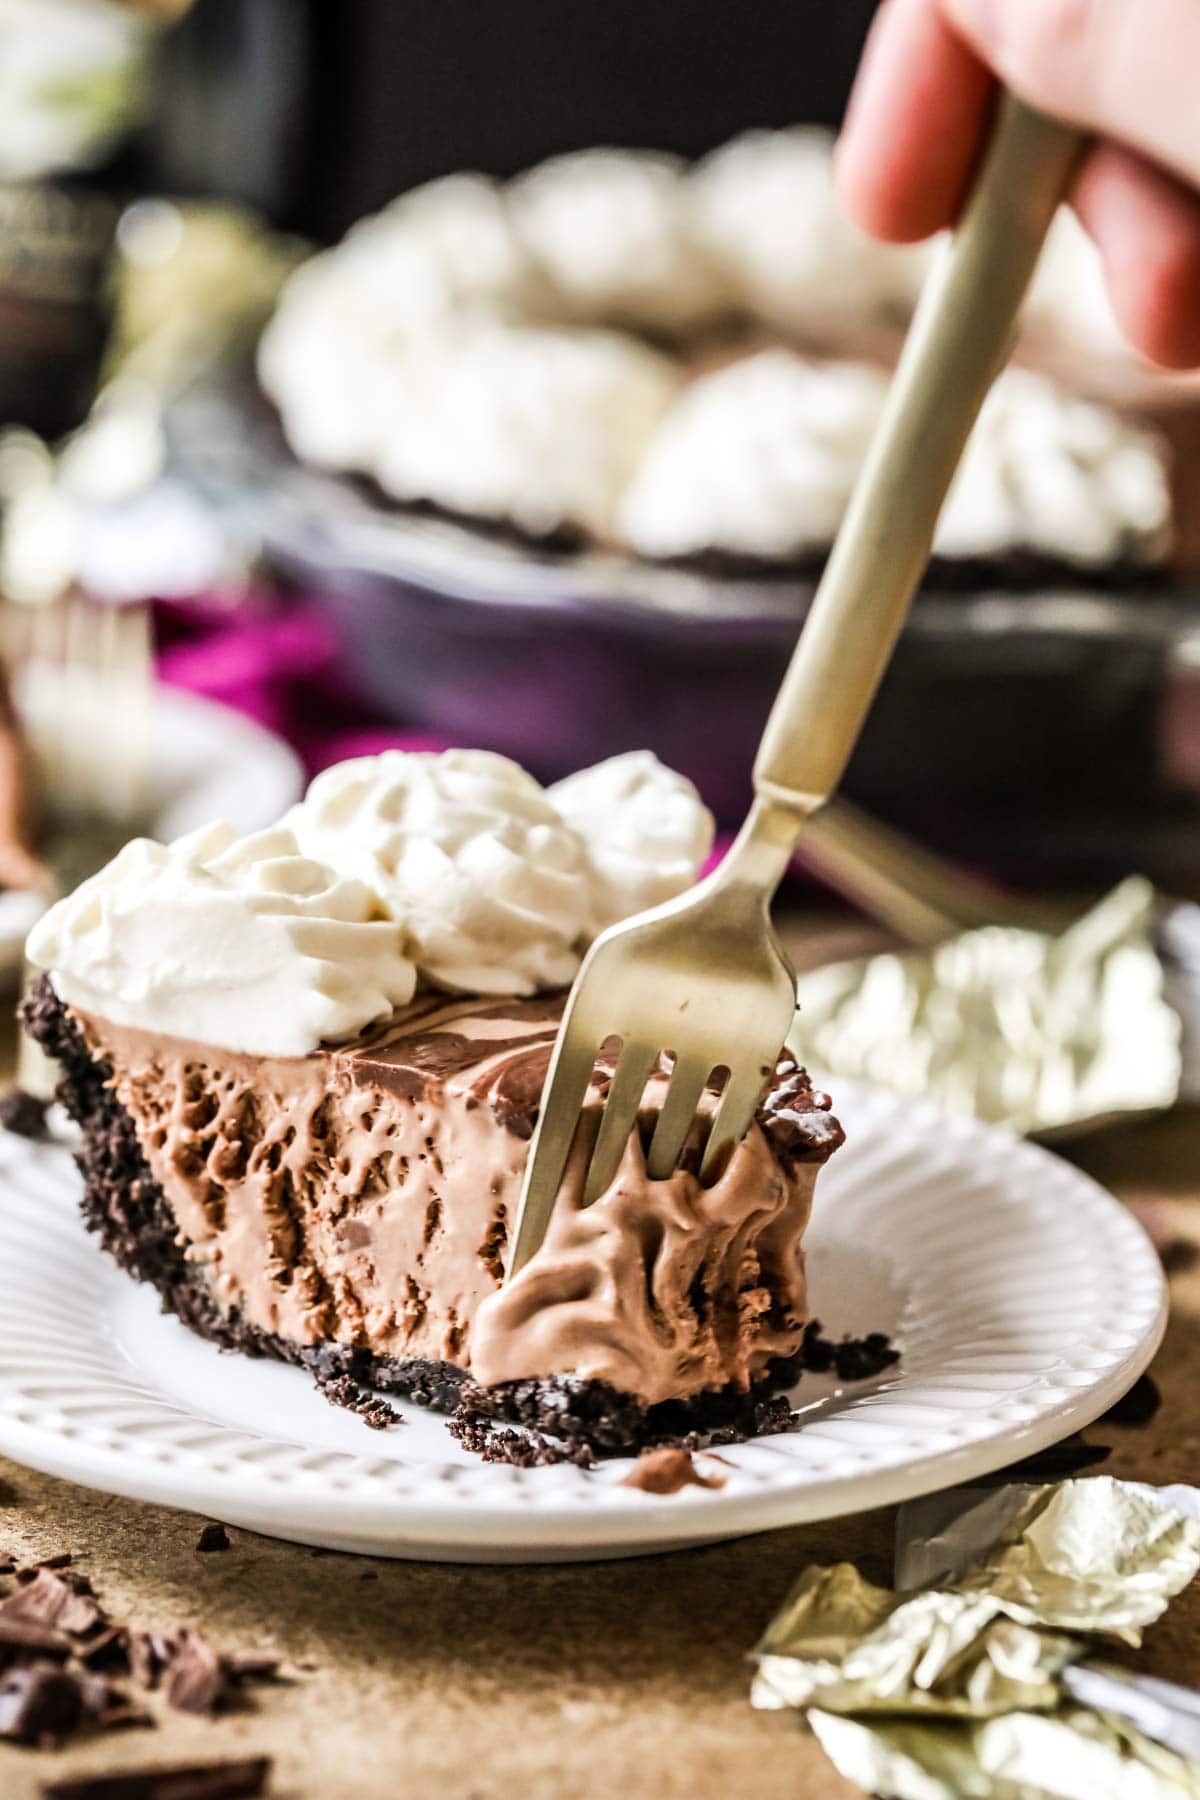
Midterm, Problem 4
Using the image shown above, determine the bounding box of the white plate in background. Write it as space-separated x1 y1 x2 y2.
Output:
0 686 304 971
0 1080 1165 1562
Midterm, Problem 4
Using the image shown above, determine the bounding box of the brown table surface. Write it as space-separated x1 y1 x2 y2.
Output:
3 1062 1199 1799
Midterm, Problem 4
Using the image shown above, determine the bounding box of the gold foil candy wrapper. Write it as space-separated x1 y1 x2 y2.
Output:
753 1479 1200 1796
753 1566 1075 1719
809 1707 1200 1800
789 878 1181 1136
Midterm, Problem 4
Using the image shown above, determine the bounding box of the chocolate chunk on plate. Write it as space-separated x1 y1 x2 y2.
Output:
40 1756 272 1800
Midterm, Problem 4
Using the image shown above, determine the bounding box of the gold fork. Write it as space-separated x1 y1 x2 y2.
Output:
507 96 1084 1279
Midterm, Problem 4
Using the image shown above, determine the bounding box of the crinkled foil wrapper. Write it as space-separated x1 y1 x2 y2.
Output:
752 1477 1200 1799
789 878 1181 1136
808 1707 1200 1800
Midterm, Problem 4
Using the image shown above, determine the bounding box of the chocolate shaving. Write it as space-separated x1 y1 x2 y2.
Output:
77 1627 132 1670
128 1630 174 1692
0 1539 292 1755
193 1524 230 1555
40 1756 272 1800
221 1651 280 1683
0 1659 139 1747
163 1632 226 1717
0 1618 73 1661
146 1631 280 1715
0 1088 49 1139
74 1670 153 1735
0 1567 108 1639
0 1662 85 1744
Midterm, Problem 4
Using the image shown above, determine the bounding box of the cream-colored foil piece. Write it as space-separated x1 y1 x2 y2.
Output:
789 878 1181 1136
752 1479 1200 1797
809 1708 1200 1800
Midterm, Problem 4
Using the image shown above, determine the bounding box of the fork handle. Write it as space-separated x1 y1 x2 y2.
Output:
753 95 1084 816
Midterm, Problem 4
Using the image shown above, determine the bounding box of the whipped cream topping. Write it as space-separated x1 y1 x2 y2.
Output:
549 751 714 933
371 323 680 541
27 822 417 1056
29 748 715 1053
620 350 888 559
691 127 928 338
937 366 1172 566
290 749 595 995
509 147 730 333
260 134 1171 564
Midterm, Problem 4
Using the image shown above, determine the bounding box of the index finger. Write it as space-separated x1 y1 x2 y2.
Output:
835 0 996 243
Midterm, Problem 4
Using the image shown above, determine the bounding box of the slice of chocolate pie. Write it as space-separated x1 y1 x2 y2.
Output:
22 749 847 1459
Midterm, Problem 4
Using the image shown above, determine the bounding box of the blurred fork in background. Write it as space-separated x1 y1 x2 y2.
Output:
1 594 153 893
3 593 153 1091
799 796 1070 946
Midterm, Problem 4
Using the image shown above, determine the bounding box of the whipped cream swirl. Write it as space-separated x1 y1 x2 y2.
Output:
938 366 1171 566
509 147 730 333
549 751 714 933
290 749 596 996
620 350 888 559
691 127 927 338
27 822 417 1056
622 350 1171 568
371 323 680 541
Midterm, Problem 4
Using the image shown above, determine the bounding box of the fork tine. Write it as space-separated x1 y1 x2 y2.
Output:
646 1057 712 1181
700 1064 775 1184
506 1027 599 1280
582 1040 658 1205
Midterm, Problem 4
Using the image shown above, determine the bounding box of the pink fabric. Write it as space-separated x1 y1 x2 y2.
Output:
152 592 737 861
153 594 452 777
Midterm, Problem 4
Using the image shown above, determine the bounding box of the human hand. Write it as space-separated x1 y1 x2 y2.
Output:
836 0 1200 368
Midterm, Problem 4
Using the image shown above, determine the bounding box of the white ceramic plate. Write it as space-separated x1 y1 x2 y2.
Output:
0 1082 1165 1563
0 686 305 972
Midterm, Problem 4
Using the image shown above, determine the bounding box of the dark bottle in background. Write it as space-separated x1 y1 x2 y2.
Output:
0 0 160 439
0 182 116 440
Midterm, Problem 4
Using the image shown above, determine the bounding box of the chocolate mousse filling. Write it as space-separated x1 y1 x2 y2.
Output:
21 976 880 1462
